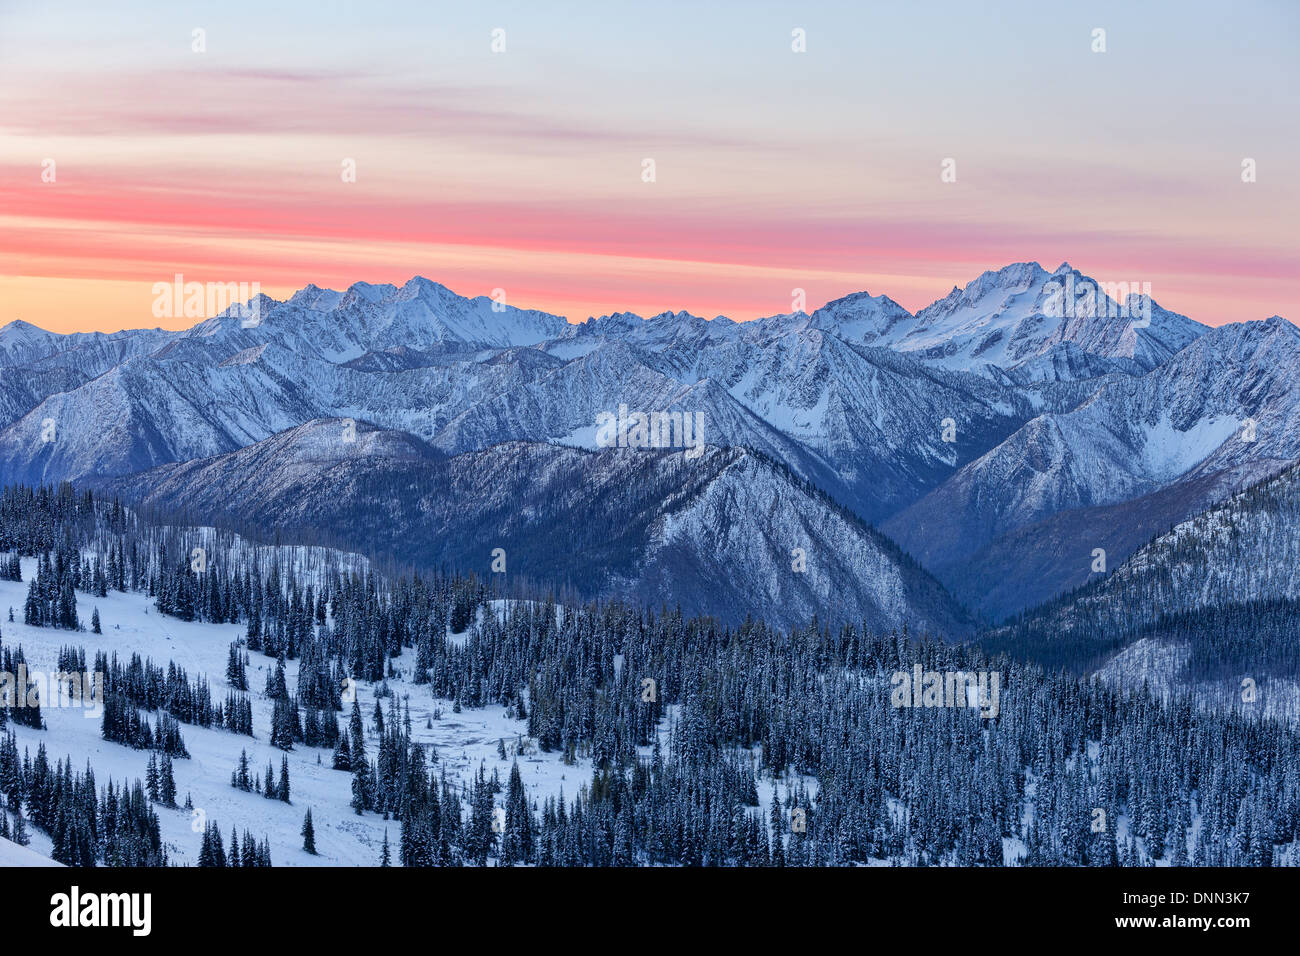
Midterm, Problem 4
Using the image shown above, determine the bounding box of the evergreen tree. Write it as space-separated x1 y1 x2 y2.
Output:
301 808 316 855
159 755 177 806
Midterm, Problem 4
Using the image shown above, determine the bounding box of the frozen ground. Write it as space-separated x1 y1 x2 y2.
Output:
0 559 598 866
0 833 61 866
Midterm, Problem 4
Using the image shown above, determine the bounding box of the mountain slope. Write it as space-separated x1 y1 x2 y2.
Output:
0 263 1282 623
1008 459 1300 636
103 420 973 636
885 315 1300 614
939 459 1282 622
0 274 1036 522
978 460 1300 696
889 261 1205 376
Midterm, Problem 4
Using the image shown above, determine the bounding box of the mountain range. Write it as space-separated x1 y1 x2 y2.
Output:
2 261 1295 644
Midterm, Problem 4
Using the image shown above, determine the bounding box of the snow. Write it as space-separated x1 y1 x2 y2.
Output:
1139 413 1237 482
0 561 597 866
1098 637 1300 723
0 834 62 866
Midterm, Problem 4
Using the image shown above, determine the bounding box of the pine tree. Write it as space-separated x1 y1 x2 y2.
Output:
159 755 177 806
197 822 217 867
332 734 351 772
349 699 366 764
10 810 29 847
270 696 296 750
351 762 371 815
301 808 316 854
145 753 159 802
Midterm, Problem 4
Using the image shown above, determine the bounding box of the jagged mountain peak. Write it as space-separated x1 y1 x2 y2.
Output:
341 280 397 305
647 309 709 324
916 262 1050 322
898 261 1207 375
392 275 463 304
807 288 913 346
579 311 645 331
1177 310 1298 362
578 309 730 333
286 283 343 311
947 260 1050 298
176 275 571 359
0 318 45 336
180 292 281 339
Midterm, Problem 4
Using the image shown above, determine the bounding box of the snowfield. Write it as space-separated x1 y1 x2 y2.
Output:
0 833 61 866
1 560 595 867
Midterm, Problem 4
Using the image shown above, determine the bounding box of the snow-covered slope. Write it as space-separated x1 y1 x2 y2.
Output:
169 278 569 363
0 557 597 867
891 262 1205 376
103 421 973 636
0 319 173 373
977 461 1300 711
885 314 1300 612
0 280 1022 521
0 262 1199 525
0 833 62 867
0 263 1287 631
1022 460 1300 635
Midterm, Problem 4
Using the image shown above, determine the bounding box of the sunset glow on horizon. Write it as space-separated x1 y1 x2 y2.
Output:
2 0 1296 334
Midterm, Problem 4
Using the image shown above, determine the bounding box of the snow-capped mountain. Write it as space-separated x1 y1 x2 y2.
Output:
171 278 570 362
884 314 1300 618
0 274 1034 522
884 262 1205 377
0 318 173 372
101 419 974 636
0 262 1289 631
805 289 915 345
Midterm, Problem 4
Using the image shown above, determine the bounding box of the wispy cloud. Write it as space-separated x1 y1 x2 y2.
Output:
1 1 1296 331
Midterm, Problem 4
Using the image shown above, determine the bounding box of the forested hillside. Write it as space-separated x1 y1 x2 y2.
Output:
0 483 1297 866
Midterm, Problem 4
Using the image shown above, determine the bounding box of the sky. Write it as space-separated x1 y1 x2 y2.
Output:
0 0 1296 333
